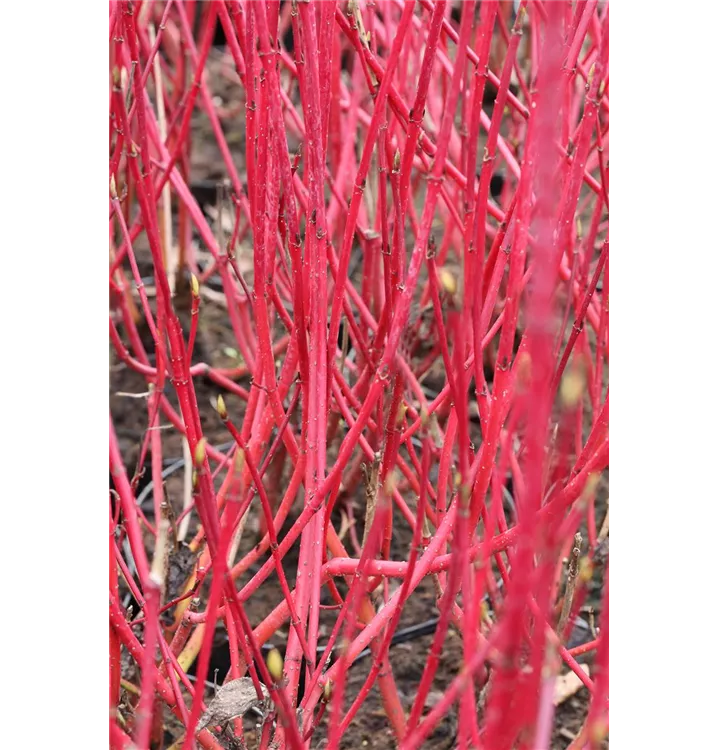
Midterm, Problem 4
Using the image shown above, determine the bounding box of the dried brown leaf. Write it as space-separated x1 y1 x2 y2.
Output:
197 677 270 733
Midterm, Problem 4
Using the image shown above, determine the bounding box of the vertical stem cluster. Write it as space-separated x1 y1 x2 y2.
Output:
109 2 609 748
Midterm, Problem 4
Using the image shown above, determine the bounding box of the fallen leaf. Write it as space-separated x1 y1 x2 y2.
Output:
425 690 444 709
553 665 590 706
197 677 270 733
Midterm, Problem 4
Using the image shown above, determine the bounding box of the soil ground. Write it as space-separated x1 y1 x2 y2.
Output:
111 43 608 750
